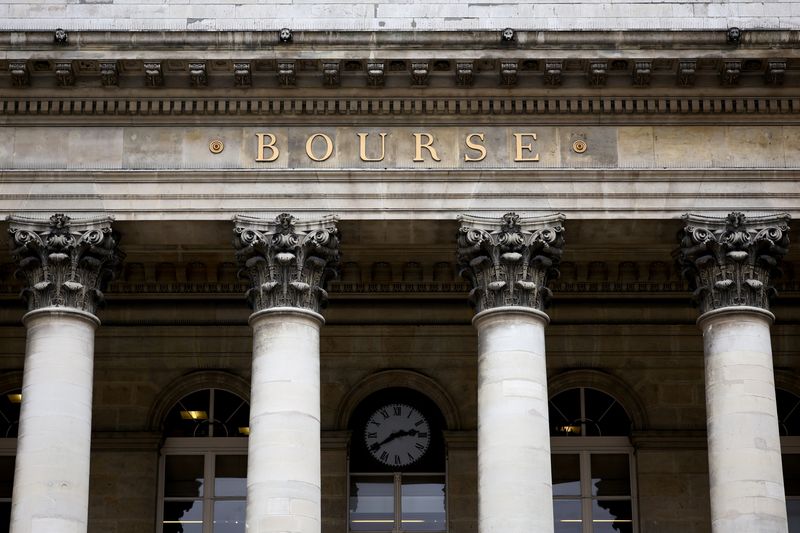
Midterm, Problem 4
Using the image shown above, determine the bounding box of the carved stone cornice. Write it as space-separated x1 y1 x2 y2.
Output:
457 212 565 313
676 211 791 315
6 213 123 315
232 213 340 314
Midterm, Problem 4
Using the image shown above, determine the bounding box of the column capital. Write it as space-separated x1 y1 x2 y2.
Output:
677 211 791 315
7 213 123 315
457 212 565 314
233 213 340 314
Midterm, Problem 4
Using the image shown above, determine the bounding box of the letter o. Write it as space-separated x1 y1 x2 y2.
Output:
305 133 334 162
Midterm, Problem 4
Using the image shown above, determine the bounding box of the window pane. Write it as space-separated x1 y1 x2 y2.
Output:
349 476 394 531
553 499 582 532
0 456 14 499
591 454 630 497
777 389 800 437
785 454 800 497
214 500 245 533
552 454 581 496
550 389 582 436
584 389 631 437
788 499 800 533
213 390 250 438
0 501 9 533
163 500 203 533
0 390 21 439
401 476 446 531
592 500 632 533
165 455 204 497
215 455 247 497
165 390 211 438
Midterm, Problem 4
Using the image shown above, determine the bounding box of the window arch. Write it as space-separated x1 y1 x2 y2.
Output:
157 387 250 533
347 387 447 533
549 387 637 533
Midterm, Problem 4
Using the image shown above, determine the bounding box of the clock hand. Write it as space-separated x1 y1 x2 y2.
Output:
369 428 422 451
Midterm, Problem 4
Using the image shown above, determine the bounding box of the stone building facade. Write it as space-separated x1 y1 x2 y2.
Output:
0 7 799 533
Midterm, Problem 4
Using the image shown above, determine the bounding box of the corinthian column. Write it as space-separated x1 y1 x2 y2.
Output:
677 212 791 533
457 212 565 533
233 213 340 533
6 213 122 533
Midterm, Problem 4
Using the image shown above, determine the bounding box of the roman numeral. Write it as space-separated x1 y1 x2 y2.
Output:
393 406 402 416
380 451 388 461
380 409 389 419
408 453 415 461
414 419 425 426
418 432 428 438
367 432 377 439
415 443 425 450
394 455 401 464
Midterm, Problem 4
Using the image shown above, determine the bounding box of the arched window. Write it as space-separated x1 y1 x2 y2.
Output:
549 387 637 533
777 388 800 530
158 388 249 533
347 387 447 532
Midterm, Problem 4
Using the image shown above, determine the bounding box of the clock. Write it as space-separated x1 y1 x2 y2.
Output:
364 403 431 467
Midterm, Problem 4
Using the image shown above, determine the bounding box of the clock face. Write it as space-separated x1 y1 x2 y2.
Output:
364 403 431 468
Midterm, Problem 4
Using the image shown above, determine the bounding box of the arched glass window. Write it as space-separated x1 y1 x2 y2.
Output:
549 387 637 533
777 388 800 531
347 388 447 533
158 388 249 533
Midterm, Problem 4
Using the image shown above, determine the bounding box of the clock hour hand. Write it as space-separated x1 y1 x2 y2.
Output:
369 428 420 451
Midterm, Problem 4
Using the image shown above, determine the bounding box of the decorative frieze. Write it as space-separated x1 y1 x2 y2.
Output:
100 61 119 87
456 61 474 87
720 60 741 86
144 62 163 87
457 212 565 313
232 213 340 314
676 211 791 315
677 60 697 87
7 213 123 315
543 61 562 87
500 61 518 86
322 61 340 88
277 61 296 87
233 62 251 88
366 62 385 87
632 61 652 87
410 62 429 87
587 61 608 87
54 62 75 87
189 62 208 88
9 62 29 88
765 60 786 86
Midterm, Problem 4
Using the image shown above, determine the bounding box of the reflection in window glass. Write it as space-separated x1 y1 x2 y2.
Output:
163 500 203 533
350 477 394 531
213 501 246 533
165 455 204 498
0 390 21 439
550 388 631 438
553 499 582 532
591 454 630 497
401 476 446 531
788 500 800 533
592 500 633 533
213 391 250 438
215 455 247 497
778 389 800 437
552 454 581 496
550 389 582 436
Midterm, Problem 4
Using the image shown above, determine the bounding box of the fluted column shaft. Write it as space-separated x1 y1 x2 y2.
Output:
234 213 339 533
678 212 791 533
458 212 565 533
6 214 122 533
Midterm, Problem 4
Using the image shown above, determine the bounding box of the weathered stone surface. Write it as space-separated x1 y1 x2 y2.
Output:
233 213 340 314
677 211 790 314
7 213 123 315
457 212 565 313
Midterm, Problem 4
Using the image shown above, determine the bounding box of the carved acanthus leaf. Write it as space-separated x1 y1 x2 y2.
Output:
233 213 340 314
7 213 124 314
676 211 791 314
457 212 566 313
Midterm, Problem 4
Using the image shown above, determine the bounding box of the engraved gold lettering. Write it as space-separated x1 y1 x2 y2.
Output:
413 132 441 162
255 133 279 162
513 133 540 162
464 132 487 162
358 132 387 162
305 133 334 162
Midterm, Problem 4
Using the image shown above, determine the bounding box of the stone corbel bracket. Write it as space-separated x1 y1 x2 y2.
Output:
457 212 566 313
676 211 791 315
232 213 341 314
7 213 124 314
